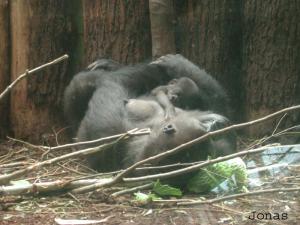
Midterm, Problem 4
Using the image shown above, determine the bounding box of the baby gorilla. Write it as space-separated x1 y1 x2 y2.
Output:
151 77 200 110
125 77 200 122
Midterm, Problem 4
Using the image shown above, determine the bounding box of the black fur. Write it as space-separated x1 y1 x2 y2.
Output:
151 55 230 115
63 59 122 133
63 54 235 172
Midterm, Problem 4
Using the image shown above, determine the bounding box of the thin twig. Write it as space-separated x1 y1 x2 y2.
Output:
273 125 300 138
71 145 276 194
0 161 31 168
122 145 271 183
8 128 150 152
248 124 300 149
7 136 45 151
0 132 130 185
247 113 289 149
272 113 287 136
0 54 69 101
135 161 204 171
46 128 150 151
117 105 300 180
177 187 300 205
72 104 300 194
111 183 154 197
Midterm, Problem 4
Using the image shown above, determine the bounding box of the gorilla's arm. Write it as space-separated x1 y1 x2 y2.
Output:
63 59 122 133
63 71 101 132
151 54 230 116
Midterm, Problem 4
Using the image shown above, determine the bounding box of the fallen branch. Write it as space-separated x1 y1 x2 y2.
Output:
3 105 300 195
122 146 271 183
111 183 154 197
0 178 112 196
71 104 300 194
71 145 276 194
8 128 150 152
177 187 300 206
0 161 30 168
44 128 150 151
246 123 300 150
0 130 136 185
135 161 204 172
0 54 69 101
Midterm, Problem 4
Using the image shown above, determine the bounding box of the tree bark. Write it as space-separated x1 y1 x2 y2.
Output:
242 0 300 136
9 0 80 143
149 0 176 58
4 0 300 141
0 0 10 138
82 0 152 65
174 0 243 120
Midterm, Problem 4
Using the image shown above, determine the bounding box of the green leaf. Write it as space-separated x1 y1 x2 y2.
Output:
153 180 182 197
187 157 247 193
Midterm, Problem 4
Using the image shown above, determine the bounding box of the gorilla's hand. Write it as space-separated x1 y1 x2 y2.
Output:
151 54 199 77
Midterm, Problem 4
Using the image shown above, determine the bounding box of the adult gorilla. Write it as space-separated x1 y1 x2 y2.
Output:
64 54 235 171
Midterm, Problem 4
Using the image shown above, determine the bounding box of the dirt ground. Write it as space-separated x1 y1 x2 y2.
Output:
1 192 299 225
0 140 299 225
0 196 226 225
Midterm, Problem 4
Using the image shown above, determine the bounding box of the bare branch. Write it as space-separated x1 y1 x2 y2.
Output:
111 183 154 197
177 187 300 206
0 54 69 101
0 132 130 185
0 178 112 196
72 104 300 194
8 128 150 152
122 145 271 183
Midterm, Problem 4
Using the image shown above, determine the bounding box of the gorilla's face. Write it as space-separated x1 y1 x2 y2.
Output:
137 111 222 162
124 110 210 167
149 113 207 148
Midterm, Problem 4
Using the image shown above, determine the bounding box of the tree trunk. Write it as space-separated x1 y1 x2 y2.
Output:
174 0 243 120
4 0 300 142
0 0 10 138
9 0 80 143
149 0 176 58
82 0 152 65
242 0 300 136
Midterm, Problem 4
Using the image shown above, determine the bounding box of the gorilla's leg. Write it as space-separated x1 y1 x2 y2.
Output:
76 80 129 171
